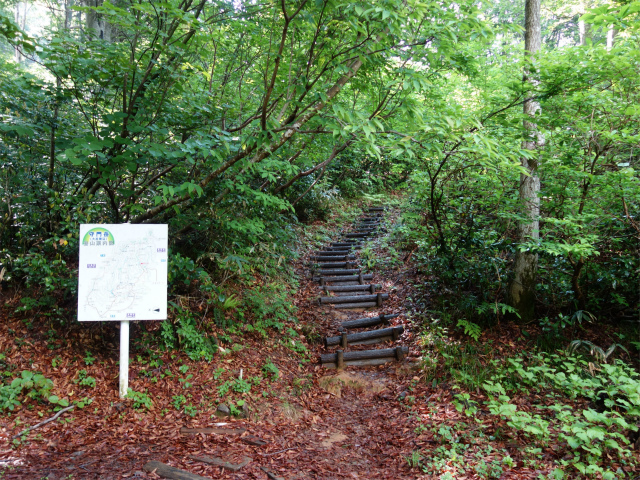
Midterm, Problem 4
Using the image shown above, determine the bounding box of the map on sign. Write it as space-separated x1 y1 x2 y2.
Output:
78 224 168 321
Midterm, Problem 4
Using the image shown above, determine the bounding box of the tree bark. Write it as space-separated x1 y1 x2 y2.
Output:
606 26 616 50
578 0 588 46
508 0 542 323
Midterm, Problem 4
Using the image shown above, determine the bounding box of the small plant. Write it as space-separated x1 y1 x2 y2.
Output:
172 394 186 411
262 360 279 380
292 375 312 395
83 351 96 366
179 374 193 389
51 356 62 368
184 403 198 417
567 339 628 364
217 380 231 398
228 399 245 417
288 339 308 355
456 318 482 341
126 389 153 410
406 450 422 468
0 371 55 411
231 378 251 394
452 392 478 417
73 397 93 409
74 370 96 388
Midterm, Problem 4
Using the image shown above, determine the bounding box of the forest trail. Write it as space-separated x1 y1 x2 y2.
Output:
0 203 592 479
312 207 408 369
243 204 426 479
0 205 428 479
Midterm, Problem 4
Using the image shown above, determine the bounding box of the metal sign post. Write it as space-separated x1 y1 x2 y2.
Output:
119 320 130 398
77 224 168 398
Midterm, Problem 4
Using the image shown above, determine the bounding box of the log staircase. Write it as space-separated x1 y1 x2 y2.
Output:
311 207 408 368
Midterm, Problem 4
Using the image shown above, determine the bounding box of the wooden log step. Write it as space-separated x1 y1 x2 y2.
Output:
345 233 371 238
313 262 357 269
320 248 352 253
316 268 361 275
260 467 284 480
325 326 404 347
320 284 381 292
188 455 252 472
310 255 356 261
332 291 373 297
321 346 408 368
334 302 377 309
368 207 385 211
313 274 373 283
143 461 211 480
319 293 389 304
340 313 400 329
331 242 361 247
241 434 268 446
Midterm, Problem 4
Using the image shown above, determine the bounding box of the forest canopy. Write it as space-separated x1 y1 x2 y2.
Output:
0 0 637 342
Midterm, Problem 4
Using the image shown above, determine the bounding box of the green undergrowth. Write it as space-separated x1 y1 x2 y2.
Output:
413 316 640 478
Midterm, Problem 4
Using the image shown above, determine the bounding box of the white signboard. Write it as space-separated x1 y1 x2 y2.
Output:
78 224 168 321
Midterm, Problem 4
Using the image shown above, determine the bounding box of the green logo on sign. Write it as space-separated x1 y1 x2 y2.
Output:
82 227 115 246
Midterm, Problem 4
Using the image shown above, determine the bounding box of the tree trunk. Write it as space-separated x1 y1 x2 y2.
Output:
85 0 112 41
578 0 588 46
606 26 616 50
508 0 542 323
14 3 26 63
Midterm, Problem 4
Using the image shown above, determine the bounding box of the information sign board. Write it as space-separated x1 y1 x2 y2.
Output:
77 224 168 322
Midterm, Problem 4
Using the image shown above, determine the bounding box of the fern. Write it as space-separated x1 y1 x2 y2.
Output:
476 302 521 319
457 319 482 341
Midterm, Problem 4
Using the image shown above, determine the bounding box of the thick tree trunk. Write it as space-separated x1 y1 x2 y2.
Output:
85 0 112 41
508 0 542 323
